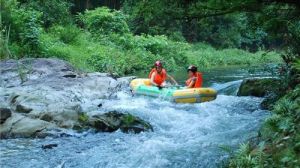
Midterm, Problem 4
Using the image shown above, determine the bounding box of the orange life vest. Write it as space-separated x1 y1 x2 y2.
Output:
185 72 203 88
149 68 167 86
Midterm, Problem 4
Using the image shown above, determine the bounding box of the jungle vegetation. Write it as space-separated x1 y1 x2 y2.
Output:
0 0 299 167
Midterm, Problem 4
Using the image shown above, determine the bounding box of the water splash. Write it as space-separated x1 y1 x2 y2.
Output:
0 66 276 168
0 91 269 168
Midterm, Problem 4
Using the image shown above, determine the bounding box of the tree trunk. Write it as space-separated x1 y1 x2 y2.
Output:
86 0 91 9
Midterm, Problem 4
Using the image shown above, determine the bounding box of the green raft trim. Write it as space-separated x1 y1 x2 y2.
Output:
134 85 175 99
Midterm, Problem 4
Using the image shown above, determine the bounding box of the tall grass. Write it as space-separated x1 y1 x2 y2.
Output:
38 26 282 75
185 43 282 68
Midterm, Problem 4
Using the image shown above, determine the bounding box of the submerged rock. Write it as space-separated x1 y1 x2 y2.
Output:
15 104 33 113
0 58 137 138
89 111 153 133
237 78 282 97
0 108 12 124
42 144 58 150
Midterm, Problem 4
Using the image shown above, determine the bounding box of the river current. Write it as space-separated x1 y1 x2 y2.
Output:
0 65 276 168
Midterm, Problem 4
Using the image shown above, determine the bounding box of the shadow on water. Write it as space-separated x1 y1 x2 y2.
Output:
0 65 278 168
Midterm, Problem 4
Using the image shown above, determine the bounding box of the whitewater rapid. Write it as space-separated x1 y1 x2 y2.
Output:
1 65 277 168
0 84 269 168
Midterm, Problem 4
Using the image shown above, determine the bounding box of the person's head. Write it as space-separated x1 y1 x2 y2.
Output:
187 65 197 77
154 61 163 73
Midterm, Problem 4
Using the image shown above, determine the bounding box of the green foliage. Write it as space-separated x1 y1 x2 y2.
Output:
0 27 13 59
1 1 283 75
15 61 32 83
229 142 267 168
79 7 129 35
48 25 82 44
293 59 300 71
229 85 300 167
122 0 270 49
16 9 42 54
22 0 72 27
185 43 281 68
1 0 42 56
123 0 182 36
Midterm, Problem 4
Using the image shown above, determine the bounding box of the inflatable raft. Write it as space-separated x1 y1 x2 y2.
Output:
130 78 217 103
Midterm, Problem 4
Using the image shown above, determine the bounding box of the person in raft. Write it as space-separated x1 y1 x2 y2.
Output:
186 65 203 88
149 61 178 88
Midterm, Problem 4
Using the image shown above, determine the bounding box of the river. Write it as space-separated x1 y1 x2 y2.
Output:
0 65 276 168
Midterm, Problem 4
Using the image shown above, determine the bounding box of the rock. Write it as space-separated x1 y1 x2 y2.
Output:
11 117 55 138
62 74 77 78
40 114 53 122
237 78 282 97
89 111 153 133
117 76 136 88
0 108 12 124
42 144 58 150
0 113 56 138
120 113 153 133
0 58 137 138
15 104 33 113
89 111 123 132
0 58 75 87
0 113 24 138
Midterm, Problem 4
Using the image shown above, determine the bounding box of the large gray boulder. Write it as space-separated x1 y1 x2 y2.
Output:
0 58 137 138
0 113 56 138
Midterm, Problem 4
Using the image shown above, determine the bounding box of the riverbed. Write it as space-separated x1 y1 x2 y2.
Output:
0 65 276 168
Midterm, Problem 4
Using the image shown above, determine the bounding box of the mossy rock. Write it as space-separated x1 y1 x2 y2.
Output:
78 113 89 123
89 111 153 133
89 112 122 132
120 113 153 133
237 78 282 97
73 113 90 131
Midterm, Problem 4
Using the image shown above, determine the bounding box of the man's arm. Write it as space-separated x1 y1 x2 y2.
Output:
186 80 195 88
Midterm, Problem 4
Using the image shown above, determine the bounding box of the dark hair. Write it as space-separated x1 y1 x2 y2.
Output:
187 65 197 73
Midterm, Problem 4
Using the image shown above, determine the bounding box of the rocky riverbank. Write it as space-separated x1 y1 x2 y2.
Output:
0 58 152 138
237 77 285 109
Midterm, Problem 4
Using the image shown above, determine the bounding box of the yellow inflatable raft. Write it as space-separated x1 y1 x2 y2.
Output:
130 78 217 103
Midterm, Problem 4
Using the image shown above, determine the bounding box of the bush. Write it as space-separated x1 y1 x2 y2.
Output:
185 43 281 69
108 33 190 72
8 6 280 75
48 25 82 44
11 9 42 56
229 85 300 167
79 7 130 35
23 0 72 27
